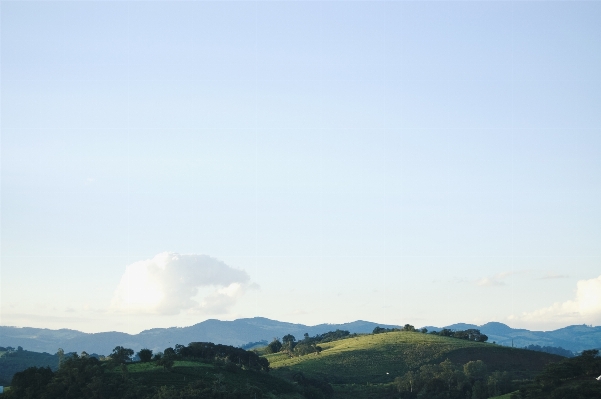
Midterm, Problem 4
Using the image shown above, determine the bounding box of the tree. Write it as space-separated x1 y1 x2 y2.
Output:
137 348 153 362
403 324 416 332
439 328 454 337
110 346 134 364
464 360 487 381
395 370 417 393
282 334 296 345
174 344 185 355
282 334 297 355
163 347 176 359
266 338 283 354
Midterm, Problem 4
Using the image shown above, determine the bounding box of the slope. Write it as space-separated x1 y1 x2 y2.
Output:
266 331 563 385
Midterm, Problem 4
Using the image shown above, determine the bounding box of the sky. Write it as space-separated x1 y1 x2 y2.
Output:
1 0 600 335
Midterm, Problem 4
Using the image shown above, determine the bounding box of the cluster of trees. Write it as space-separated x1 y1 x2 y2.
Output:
106 342 270 373
175 342 269 372
430 328 489 343
6 342 273 399
373 324 428 334
395 359 512 399
0 346 23 352
523 344 575 358
6 354 150 399
370 325 488 343
512 349 601 399
266 334 323 357
265 330 355 357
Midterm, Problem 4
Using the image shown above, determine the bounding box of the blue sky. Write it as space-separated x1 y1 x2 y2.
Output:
1 1 600 334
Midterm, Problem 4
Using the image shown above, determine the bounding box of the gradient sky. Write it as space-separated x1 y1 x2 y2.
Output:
1 1 600 335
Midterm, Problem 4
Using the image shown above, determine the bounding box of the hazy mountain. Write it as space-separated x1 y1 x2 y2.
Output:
2 318 599 356
424 322 601 353
0 317 398 355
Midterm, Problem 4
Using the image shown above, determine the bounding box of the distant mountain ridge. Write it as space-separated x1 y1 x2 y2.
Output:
1 318 599 356
424 321 601 353
0 317 398 355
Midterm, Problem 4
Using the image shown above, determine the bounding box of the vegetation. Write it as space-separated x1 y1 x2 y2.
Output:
267 330 559 385
0 348 59 386
430 328 489 343
511 349 601 399
394 358 513 398
264 330 355 357
5 328 594 399
265 329 566 399
5 342 293 399
137 348 153 363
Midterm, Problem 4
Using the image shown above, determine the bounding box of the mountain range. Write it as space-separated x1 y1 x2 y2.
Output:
1 318 599 356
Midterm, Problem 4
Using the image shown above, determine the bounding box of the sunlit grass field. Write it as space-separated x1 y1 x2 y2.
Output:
267 331 562 385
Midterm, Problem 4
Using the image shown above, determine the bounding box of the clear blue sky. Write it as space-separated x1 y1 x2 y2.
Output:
1 1 600 334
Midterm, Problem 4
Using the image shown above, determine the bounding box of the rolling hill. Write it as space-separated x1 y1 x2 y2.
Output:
266 331 563 385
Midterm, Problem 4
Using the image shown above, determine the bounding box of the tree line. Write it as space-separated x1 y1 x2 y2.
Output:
371 325 489 343
264 329 355 357
395 358 512 399
430 328 489 342
5 342 272 399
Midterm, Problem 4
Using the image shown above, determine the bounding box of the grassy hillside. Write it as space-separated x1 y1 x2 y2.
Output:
267 331 563 385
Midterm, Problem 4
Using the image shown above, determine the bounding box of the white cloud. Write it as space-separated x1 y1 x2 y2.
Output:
476 271 513 287
110 252 252 315
515 274 601 326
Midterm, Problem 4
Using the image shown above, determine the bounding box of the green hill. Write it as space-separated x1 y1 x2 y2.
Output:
263 331 566 398
267 331 562 384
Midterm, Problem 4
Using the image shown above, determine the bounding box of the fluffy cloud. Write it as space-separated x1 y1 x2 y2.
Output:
515 274 601 326
110 252 252 315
